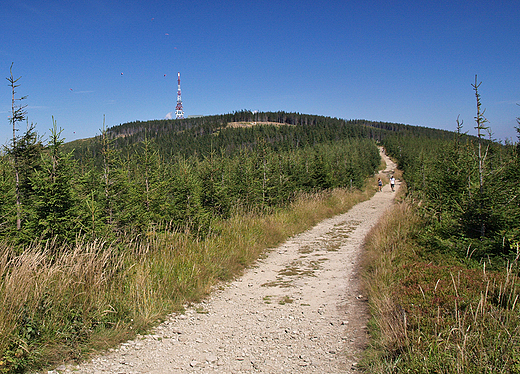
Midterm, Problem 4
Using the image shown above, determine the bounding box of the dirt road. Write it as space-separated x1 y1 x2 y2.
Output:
53 151 399 374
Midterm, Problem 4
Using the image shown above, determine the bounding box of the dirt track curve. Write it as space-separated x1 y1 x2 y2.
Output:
50 150 399 374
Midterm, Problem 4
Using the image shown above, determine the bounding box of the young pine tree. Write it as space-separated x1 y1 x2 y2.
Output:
28 119 77 243
7 63 28 231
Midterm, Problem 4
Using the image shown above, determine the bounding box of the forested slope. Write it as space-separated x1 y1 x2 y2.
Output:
65 111 457 162
3 111 400 245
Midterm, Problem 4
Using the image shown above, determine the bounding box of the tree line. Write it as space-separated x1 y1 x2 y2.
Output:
6 65 491 251
65 111 411 163
382 80 519 264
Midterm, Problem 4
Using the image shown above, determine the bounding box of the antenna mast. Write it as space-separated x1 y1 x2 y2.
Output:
175 72 184 119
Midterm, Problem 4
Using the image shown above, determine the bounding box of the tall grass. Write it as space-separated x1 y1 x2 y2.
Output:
0 240 126 370
0 183 376 373
361 194 520 373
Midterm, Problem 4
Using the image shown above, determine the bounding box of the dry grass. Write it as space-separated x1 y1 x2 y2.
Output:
361 199 419 353
0 240 127 369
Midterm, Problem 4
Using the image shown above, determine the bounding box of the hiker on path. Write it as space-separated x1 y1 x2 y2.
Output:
377 178 383 192
390 176 395 192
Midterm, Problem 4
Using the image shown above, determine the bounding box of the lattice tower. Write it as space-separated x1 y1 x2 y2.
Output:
175 72 184 119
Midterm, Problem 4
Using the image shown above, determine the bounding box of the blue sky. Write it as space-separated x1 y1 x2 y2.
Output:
1 0 519 145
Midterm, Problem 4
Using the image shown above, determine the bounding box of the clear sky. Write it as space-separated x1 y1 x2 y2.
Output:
1 0 519 146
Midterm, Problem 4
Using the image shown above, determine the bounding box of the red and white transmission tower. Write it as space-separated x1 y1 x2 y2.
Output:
175 72 184 119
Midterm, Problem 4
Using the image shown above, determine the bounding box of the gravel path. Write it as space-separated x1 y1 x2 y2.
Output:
53 151 398 374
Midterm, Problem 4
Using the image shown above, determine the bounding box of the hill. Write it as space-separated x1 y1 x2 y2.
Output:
64 110 458 163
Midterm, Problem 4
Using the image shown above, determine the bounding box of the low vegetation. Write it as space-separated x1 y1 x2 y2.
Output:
362 195 520 373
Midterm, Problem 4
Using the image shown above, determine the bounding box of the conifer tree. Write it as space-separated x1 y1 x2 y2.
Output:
0 157 15 236
472 75 490 238
7 63 27 230
28 119 76 243
74 165 104 238
100 116 117 227
8 124 43 240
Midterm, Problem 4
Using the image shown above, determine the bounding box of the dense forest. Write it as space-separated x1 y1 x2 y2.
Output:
2 110 394 246
65 111 456 163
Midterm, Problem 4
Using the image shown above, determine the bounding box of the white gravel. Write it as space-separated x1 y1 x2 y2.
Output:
50 152 398 374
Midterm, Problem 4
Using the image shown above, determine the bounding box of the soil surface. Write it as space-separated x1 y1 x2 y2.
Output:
51 151 398 374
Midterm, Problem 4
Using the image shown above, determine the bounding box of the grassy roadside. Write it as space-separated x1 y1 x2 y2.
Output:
0 176 380 373
360 181 520 373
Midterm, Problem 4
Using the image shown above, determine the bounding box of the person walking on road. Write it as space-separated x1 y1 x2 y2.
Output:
390 176 395 192
377 178 383 192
